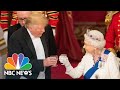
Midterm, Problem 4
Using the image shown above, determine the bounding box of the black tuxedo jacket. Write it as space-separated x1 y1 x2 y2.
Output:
8 23 21 42
7 25 57 79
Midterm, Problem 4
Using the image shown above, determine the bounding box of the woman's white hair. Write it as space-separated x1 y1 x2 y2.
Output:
84 29 106 49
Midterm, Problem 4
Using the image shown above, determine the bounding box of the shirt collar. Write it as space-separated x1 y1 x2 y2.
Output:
27 28 36 39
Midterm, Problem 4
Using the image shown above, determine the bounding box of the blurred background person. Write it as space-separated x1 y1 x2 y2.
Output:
0 26 7 79
105 11 119 29
105 11 120 58
7 11 32 42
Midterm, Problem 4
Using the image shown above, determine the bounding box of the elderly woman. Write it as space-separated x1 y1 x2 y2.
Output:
59 30 120 79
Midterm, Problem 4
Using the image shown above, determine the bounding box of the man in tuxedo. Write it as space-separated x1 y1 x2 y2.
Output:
6 12 57 79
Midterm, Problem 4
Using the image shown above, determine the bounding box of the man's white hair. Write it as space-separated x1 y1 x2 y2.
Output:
84 29 106 49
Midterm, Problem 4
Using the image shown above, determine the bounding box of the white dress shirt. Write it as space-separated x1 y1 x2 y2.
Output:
27 29 45 59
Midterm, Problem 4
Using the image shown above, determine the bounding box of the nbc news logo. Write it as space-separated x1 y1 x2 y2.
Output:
4 53 32 76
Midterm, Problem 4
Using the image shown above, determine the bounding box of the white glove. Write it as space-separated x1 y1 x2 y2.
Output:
59 54 70 67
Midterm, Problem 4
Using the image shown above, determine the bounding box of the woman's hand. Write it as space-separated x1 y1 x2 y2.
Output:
59 54 70 67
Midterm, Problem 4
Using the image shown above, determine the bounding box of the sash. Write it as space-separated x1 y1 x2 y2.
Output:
84 49 110 79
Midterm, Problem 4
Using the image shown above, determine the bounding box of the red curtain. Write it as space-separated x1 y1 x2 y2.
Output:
55 11 83 62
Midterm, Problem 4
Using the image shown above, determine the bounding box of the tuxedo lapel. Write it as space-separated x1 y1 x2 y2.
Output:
40 33 48 57
22 27 37 59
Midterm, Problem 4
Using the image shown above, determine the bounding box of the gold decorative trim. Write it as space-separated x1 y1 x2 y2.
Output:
0 39 6 46
108 48 117 56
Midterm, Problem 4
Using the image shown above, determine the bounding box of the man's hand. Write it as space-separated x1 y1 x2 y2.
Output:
43 56 58 67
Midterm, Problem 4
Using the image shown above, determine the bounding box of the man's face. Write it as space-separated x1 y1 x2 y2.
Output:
29 24 45 37
17 11 31 26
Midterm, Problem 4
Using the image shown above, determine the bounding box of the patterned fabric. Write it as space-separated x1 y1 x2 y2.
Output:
0 11 59 30
0 11 9 30
0 11 17 31
105 11 119 26
10 11 18 26
46 11 59 28
0 28 7 55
